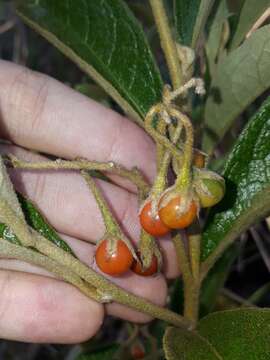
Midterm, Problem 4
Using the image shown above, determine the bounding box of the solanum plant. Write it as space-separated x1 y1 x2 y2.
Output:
0 0 270 358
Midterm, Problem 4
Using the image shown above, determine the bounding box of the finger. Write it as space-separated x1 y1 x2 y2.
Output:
0 233 167 324
2 144 180 278
0 60 156 189
0 269 104 343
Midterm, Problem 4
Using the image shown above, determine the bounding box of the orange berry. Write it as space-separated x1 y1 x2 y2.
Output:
159 195 197 229
132 254 158 276
131 344 145 359
95 239 133 276
139 201 170 237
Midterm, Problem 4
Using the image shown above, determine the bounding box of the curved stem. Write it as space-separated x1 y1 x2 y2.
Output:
149 0 183 89
145 105 183 160
170 109 194 189
151 122 183 204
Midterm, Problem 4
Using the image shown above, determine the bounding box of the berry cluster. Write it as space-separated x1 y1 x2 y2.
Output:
94 84 225 279
94 150 225 277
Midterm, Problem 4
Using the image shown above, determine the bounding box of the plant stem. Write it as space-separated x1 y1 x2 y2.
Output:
0 239 101 302
183 280 200 324
189 234 201 282
172 233 192 284
6 155 150 198
144 104 183 160
149 0 183 89
173 233 200 326
81 170 121 238
171 109 194 189
32 231 192 329
0 190 191 328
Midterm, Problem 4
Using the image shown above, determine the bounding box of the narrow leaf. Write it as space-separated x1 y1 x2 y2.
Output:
198 308 270 359
17 0 163 125
163 326 222 360
202 97 270 260
17 193 74 255
203 25 270 153
230 0 270 50
174 0 215 48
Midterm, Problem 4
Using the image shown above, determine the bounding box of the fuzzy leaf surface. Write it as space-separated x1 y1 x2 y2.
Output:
198 308 270 359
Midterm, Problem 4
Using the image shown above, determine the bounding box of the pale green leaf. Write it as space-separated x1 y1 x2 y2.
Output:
199 308 270 359
163 326 222 360
206 0 230 75
203 25 270 153
230 0 270 50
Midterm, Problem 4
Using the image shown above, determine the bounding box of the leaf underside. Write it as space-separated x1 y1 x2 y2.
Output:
198 308 270 359
163 326 221 360
230 0 270 50
203 25 270 153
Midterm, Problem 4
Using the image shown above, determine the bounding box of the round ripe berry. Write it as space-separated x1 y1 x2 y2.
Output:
132 255 158 276
95 239 133 276
159 195 197 229
139 201 170 236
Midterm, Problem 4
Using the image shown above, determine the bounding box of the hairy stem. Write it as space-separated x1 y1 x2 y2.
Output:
0 184 191 328
0 239 101 302
173 233 200 326
171 109 194 189
144 105 183 160
149 0 183 89
189 234 201 282
6 155 150 198
32 231 191 329
81 170 121 238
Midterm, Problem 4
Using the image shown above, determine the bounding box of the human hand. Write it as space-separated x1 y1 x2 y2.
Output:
0 60 179 343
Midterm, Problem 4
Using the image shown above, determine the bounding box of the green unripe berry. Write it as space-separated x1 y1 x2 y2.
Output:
196 178 225 208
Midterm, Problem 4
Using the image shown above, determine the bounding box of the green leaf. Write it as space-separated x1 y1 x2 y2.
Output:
200 245 237 317
76 344 120 360
230 0 270 50
198 308 270 359
174 0 215 48
202 96 270 260
17 193 74 255
16 0 163 125
202 25 270 153
163 327 222 359
0 224 21 246
205 0 230 75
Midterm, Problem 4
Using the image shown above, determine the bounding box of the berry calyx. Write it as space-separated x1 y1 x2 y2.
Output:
132 254 158 276
139 201 170 237
158 191 197 229
95 239 133 276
